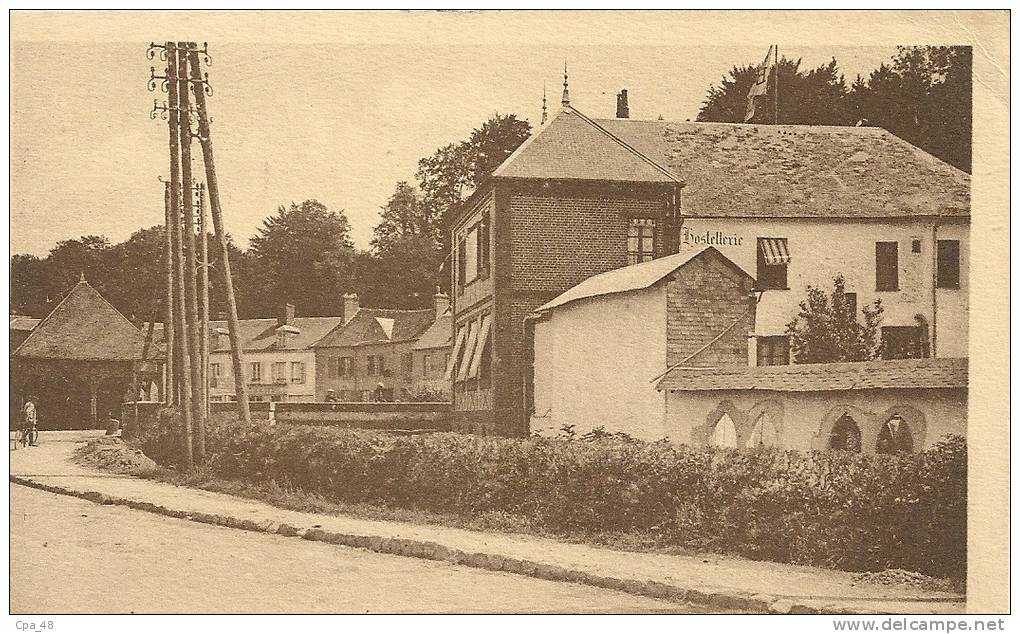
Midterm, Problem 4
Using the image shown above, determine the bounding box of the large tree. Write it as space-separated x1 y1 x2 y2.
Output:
785 274 883 364
698 57 852 126
848 46 972 172
248 199 356 317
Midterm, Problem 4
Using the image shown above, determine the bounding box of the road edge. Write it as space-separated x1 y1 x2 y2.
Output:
9 475 951 615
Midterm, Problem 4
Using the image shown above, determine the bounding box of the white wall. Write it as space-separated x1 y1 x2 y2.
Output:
208 349 317 402
531 285 668 441
680 217 969 358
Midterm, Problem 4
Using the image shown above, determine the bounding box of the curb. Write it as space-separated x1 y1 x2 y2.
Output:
10 475 918 614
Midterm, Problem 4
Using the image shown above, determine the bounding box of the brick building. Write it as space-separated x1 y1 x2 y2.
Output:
312 293 441 401
449 91 968 436
531 246 753 440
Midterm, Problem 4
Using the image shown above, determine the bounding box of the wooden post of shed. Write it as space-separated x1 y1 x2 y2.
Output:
89 374 98 429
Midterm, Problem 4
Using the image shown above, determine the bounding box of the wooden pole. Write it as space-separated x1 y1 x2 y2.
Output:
199 184 210 417
163 182 175 404
186 43 252 426
167 42 194 467
178 46 206 464
773 44 779 125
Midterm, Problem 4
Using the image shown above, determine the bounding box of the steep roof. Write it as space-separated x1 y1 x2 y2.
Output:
485 106 969 219
412 310 452 351
313 308 435 349
536 246 751 313
13 279 156 361
491 107 681 183
656 357 968 392
598 118 969 219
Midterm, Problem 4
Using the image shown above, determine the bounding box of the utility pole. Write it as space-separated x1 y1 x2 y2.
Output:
178 45 206 464
185 42 252 426
198 184 210 418
163 181 175 405
162 41 195 467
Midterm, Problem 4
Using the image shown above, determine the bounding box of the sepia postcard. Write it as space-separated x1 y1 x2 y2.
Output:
6 9 1010 626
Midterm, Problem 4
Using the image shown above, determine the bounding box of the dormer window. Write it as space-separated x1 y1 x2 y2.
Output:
276 324 300 349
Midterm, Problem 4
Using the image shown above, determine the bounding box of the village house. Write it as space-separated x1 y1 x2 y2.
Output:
410 296 453 399
448 83 969 436
206 304 342 403
312 293 442 401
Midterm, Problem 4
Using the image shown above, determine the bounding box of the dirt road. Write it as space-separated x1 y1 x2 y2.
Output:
10 484 698 614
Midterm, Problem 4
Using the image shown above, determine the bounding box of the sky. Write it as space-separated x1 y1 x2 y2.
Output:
9 12 906 256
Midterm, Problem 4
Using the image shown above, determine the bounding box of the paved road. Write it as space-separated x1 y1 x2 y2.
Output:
11 484 697 614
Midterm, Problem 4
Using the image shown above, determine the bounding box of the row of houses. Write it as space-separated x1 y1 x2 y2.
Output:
162 291 454 404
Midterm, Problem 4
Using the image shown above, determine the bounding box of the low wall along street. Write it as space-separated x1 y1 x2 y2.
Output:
122 400 453 434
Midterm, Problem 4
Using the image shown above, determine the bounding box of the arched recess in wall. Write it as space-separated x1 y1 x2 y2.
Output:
813 404 875 452
697 400 748 448
876 404 927 453
746 399 784 448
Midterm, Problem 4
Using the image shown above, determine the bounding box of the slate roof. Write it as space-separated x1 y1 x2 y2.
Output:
487 106 969 219
412 310 453 351
536 246 751 313
313 308 436 349
143 316 343 352
13 279 158 361
656 358 968 392
492 108 681 183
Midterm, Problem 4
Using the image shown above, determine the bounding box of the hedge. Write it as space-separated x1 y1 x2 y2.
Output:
139 409 966 578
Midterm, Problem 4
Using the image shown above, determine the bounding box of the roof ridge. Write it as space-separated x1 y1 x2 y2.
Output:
13 280 142 358
567 107 682 183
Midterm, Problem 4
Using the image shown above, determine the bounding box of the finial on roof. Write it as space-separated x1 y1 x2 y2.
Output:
541 82 548 125
561 61 570 107
79 272 86 283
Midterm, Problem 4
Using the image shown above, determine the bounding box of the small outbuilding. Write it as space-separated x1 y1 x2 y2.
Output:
528 246 754 441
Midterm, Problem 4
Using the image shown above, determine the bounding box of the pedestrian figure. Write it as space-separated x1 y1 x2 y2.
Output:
324 389 339 403
373 383 389 402
877 414 913 454
22 396 39 447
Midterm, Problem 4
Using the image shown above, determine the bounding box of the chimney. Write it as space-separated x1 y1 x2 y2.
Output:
433 290 450 319
616 89 630 119
343 293 360 325
278 303 295 326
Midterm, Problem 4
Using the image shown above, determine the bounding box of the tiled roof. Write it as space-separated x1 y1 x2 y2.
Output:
313 308 435 348
13 280 159 361
412 311 452 350
656 358 968 392
487 106 969 219
492 108 681 183
537 246 751 313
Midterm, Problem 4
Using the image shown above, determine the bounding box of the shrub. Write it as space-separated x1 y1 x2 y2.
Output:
134 415 966 578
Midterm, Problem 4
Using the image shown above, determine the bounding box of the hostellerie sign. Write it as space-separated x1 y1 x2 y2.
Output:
682 226 745 247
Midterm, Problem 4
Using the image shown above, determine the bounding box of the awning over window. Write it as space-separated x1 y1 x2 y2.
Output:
444 326 467 382
456 320 479 382
759 238 791 265
467 314 492 379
